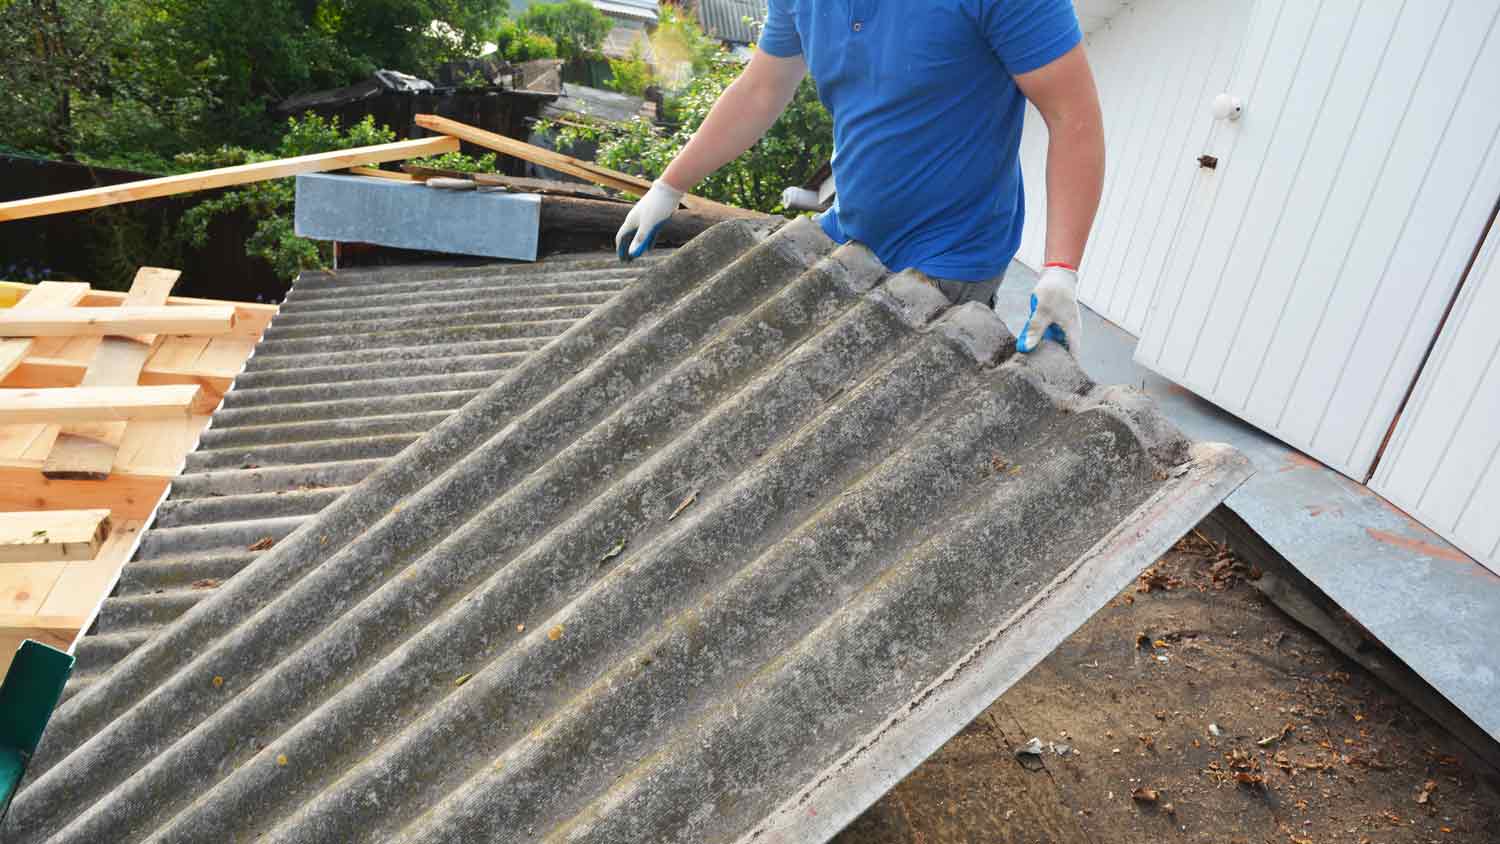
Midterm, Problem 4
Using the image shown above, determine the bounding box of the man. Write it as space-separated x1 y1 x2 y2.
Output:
615 0 1104 356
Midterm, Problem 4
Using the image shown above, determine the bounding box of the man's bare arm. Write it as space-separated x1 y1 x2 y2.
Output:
660 50 808 191
1014 44 1104 268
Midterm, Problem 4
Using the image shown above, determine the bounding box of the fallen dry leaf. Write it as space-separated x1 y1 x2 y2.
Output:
600 538 627 563
248 537 275 551
1130 787 1160 803
1416 778 1437 805
548 625 564 641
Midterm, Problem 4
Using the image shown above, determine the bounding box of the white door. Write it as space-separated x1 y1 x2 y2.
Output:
1134 0 1500 481
1371 213 1500 575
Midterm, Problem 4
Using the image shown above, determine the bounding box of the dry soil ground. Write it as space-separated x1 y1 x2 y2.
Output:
835 532 1500 844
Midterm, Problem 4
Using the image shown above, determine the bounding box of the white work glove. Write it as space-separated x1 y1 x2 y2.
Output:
1016 264 1083 356
616 179 684 261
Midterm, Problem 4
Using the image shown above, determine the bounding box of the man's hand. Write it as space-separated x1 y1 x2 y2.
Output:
616 180 684 261
1017 264 1083 355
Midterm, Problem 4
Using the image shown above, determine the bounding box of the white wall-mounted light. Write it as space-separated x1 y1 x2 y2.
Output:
1212 93 1244 121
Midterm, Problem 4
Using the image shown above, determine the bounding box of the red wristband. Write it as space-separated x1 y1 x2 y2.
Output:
1043 261 1078 272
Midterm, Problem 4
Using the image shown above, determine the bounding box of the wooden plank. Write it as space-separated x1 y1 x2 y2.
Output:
77 291 277 340
0 282 90 381
348 166 419 182
0 509 111 564
0 613 87 634
0 136 461 222
0 468 168 520
0 562 64 616
412 114 766 220
26 333 99 364
0 423 55 461
2 357 234 396
44 267 180 480
0 385 214 424
37 519 143 619
193 337 258 375
114 415 212 478
0 282 29 309
0 304 234 337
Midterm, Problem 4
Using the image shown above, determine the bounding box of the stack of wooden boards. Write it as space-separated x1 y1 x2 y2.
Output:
0 270 275 677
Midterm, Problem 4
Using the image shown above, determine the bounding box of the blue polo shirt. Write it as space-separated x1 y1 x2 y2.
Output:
761 0 1081 281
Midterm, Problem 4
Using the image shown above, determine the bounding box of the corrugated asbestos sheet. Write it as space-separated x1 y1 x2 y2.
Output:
5 219 1249 844
699 0 767 45
63 254 649 703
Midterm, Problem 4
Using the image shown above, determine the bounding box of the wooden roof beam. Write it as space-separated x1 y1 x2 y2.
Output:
0 509 111 564
0 135 460 222
0 305 235 338
0 385 217 425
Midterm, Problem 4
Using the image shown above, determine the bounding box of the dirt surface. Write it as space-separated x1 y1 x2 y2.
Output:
835 533 1500 844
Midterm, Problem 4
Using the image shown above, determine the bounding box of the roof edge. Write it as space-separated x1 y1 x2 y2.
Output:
739 440 1253 844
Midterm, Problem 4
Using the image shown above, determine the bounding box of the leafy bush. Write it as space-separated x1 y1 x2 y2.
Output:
518 0 612 61
605 42 653 96
409 150 502 173
493 18 559 61
548 55 832 213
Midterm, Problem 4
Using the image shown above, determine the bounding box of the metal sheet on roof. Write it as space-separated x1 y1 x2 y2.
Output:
594 0 658 22
5 219 1247 844
699 0 767 45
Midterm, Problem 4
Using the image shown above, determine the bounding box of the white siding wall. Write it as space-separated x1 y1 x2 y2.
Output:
1372 217 1500 575
1134 0 1500 481
1016 0 1251 334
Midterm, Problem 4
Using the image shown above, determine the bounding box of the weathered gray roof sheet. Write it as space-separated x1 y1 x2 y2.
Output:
7 219 1247 844
64 255 648 702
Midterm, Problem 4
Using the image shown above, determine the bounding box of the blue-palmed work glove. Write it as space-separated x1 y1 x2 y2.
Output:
1017 263 1083 357
615 180 684 261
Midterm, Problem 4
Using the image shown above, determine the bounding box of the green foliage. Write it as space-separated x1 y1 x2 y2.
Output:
492 17 559 61
0 0 512 158
518 0 612 61
177 115 398 282
547 55 832 214
409 150 501 173
605 42 653 96
0 0 221 161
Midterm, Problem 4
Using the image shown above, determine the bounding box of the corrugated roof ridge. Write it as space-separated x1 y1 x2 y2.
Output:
3 218 1227 844
55 257 645 705
13 219 778 807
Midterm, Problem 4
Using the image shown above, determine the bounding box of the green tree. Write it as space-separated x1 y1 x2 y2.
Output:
0 0 217 163
0 0 512 159
518 0 612 61
549 54 832 213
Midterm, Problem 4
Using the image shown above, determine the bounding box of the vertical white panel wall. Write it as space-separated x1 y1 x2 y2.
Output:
1135 0 1500 481
1372 216 1500 576
1015 0 1252 334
